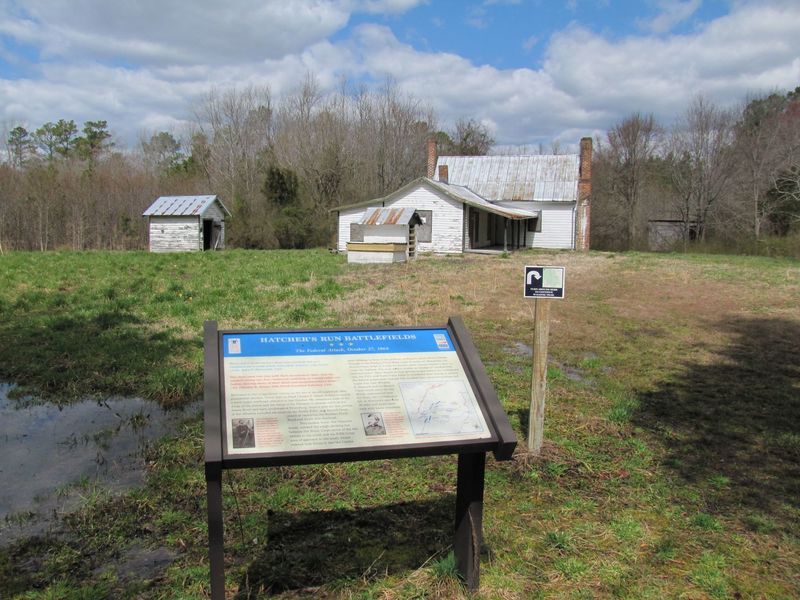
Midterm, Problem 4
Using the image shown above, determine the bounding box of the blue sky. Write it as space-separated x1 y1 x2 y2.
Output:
1 1 798 150
340 1 731 69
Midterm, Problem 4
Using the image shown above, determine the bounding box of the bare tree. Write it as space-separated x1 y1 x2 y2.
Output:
353 79 434 197
602 113 662 248
140 130 182 175
667 96 737 242
194 84 273 206
437 117 494 156
732 92 800 238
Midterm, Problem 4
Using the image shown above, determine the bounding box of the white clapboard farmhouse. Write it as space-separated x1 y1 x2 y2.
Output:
143 195 230 253
333 138 592 255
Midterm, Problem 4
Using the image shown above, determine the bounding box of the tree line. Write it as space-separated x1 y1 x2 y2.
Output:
0 76 493 252
591 89 800 253
3 77 798 254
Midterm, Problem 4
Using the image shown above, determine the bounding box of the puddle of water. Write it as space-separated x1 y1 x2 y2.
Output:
503 342 533 358
0 383 197 541
501 344 594 384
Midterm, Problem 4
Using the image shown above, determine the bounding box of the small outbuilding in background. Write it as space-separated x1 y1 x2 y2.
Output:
143 195 230 253
347 207 423 264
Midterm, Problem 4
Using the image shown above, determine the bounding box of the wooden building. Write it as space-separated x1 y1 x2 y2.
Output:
346 207 423 264
143 195 230 253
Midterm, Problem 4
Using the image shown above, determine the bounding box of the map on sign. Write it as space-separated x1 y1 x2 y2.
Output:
399 380 484 436
542 269 563 288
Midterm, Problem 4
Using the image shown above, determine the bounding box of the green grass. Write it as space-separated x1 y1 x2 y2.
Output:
0 249 348 406
1 249 799 599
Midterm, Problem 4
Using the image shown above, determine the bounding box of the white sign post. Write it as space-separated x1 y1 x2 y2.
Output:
523 266 565 455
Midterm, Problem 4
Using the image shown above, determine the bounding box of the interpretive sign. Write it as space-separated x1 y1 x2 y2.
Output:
220 328 491 458
523 265 565 299
204 317 516 599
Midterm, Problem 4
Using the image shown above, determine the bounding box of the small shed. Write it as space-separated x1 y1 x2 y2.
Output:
647 219 699 251
346 207 422 264
143 195 230 253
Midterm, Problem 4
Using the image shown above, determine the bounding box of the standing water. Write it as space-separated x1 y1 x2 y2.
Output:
0 383 197 542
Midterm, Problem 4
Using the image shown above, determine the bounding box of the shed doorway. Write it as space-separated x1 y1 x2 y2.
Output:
203 219 213 250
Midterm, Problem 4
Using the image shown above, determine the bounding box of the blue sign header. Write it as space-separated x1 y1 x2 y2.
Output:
223 328 455 358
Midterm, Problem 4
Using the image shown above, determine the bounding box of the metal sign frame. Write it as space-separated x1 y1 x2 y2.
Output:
203 316 516 598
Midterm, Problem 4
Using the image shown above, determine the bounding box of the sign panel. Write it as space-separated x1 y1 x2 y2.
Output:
219 328 492 456
523 265 565 299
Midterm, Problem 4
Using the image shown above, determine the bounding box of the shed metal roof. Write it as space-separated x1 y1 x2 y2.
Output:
360 207 422 226
437 155 580 202
142 195 230 217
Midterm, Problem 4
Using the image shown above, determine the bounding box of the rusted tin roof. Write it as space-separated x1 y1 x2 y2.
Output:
359 207 421 226
436 155 580 202
142 195 230 217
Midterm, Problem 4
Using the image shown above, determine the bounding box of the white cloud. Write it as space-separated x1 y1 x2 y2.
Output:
466 5 490 29
639 0 702 34
354 0 428 13
0 0 798 149
522 35 539 52
353 24 592 143
544 2 800 123
0 1 353 66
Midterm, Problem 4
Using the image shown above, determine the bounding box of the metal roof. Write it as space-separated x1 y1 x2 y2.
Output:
426 179 539 220
142 195 230 217
331 177 539 220
437 155 580 202
359 207 422 226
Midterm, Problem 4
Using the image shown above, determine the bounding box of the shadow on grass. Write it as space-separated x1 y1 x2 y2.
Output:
0 302 197 406
234 497 456 598
635 317 800 526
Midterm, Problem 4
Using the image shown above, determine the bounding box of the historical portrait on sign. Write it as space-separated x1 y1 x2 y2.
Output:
361 412 386 436
231 418 255 448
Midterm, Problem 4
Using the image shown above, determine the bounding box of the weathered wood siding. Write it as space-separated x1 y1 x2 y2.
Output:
148 216 201 252
529 202 575 249
387 184 463 253
204 202 226 250
501 202 575 249
204 203 225 221
337 207 364 252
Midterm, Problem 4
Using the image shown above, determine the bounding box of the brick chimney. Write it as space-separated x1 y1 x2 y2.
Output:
576 137 592 251
426 138 437 178
438 164 448 184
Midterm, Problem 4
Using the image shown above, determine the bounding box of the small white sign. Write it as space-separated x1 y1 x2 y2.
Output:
523 266 565 299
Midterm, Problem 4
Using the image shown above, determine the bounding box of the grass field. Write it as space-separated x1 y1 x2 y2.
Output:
1 249 798 599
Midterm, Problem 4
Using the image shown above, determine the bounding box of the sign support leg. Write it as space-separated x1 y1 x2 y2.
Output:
528 298 551 454
206 462 225 600
454 451 486 592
